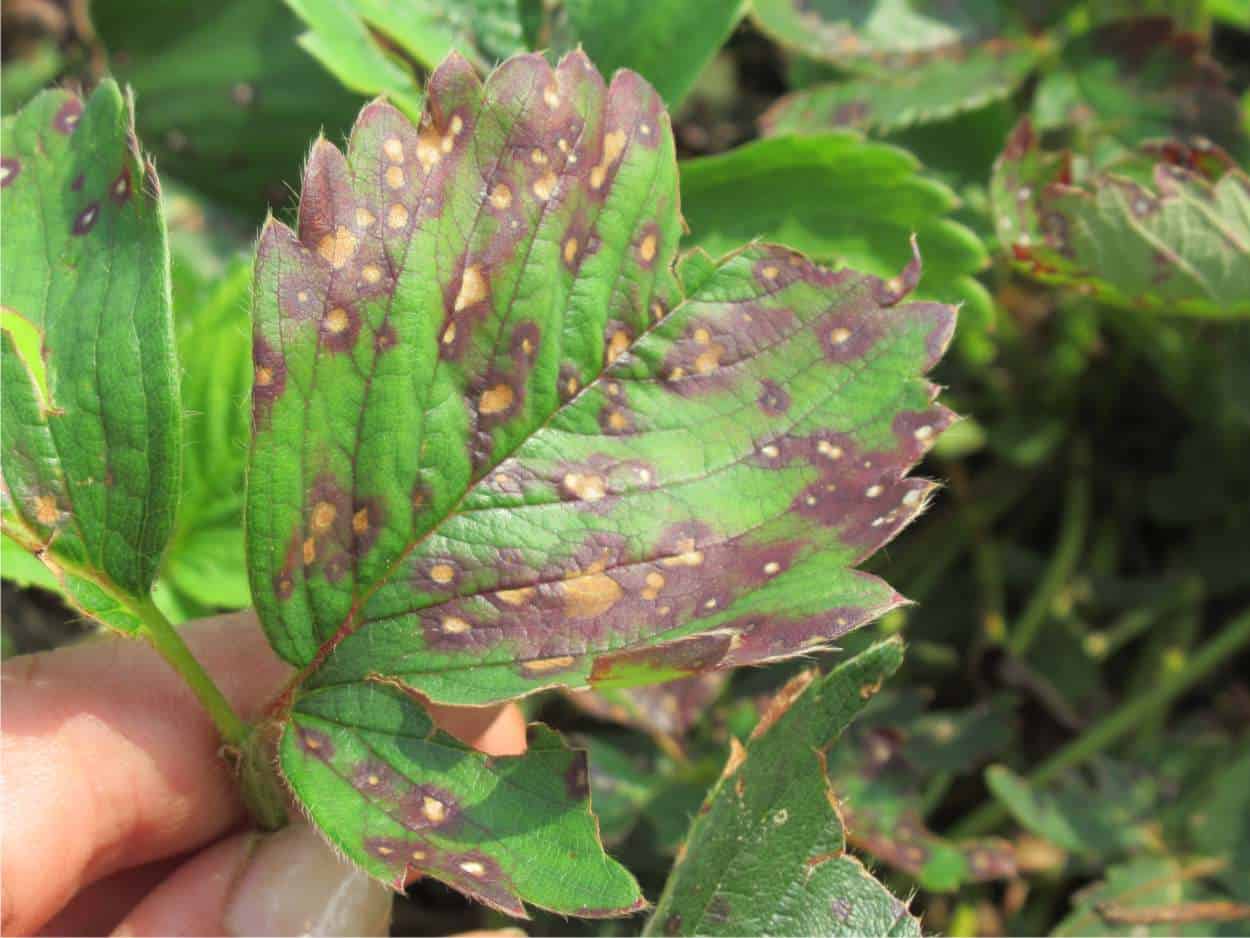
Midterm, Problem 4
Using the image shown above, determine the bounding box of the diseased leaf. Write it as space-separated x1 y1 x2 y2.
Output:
92 0 365 216
762 41 1038 137
577 733 661 846
280 681 645 917
678 133 989 336
1 81 179 630
249 50 954 913
248 52 955 707
644 640 920 937
992 120 1250 318
567 673 728 754
751 0 1014 64
1032 17 1246 158
562 0 746 108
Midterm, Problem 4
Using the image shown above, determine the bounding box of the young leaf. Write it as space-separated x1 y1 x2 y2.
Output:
644 640 920 936
679 133 989 333
248 51 956 708
1032 16 1246 157
562 0 746 108
993 120 1250 318
279 681 645 917
92 0 365 216
1 81 180 630
762 42 1038 137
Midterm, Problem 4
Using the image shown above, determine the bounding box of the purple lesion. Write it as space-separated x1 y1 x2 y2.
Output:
251 336 288 426
52 98 82 135
0 157 21 189
432 850 523 918
293 725 335 760
71 201 100 235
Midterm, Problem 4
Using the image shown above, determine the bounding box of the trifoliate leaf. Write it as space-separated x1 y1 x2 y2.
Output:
993 120 1250 318
644 641 920 936
1 81 179 630
251 50 955 913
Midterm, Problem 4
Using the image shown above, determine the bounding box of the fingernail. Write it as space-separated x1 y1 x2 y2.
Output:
224 822 393 936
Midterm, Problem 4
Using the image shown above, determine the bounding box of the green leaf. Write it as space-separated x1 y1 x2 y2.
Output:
91 0 365 217
249 50 955 912
248 52 956 705
762 42 1038 137
1 532 61 592
992 120 1250 318
678 133 988 329
1189 743 1250 901
578 733 662 846
280 680 645 917
644 640 920 936
1032 16 1246 158
751 0 1015 64
562 0 746 108
1 81 180 630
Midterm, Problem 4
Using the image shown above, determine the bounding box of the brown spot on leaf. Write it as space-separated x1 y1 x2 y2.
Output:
72 202 100 235
0 158 19 188
53 99 82 135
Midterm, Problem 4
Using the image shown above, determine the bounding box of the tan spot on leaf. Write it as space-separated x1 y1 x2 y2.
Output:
830 327 852 344
531 148 548 165
639 234 657 262
762 265 779 280
694 345 724 374
355 207 376 228
461 861 486 877
642 571 665 600
303 538 316 565
479 383 515 415
564 237 578 263
497 586 534 606
524 655 576 673
607 410 629 431
693 327 711 345
324 307 350 334
817 440 843 460
561 573 622 618
383 137 404 162
590 129 628 190
442 616 471 634
352 508 370 534
422 796 446 823
533 171 557 201
387 203 409 229
544 84 560 109
34 495 58 526
607 330 630 360
311 501 337 533
318 226 357 269
361 264 382 284
455 266 487 311
662 540 704 567
385 165 405 189
430 563 455 584
563 472 606 501
490 183 512 209
255 366 274 387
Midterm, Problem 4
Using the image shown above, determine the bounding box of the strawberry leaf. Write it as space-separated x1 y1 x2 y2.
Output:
993 120 1250 318
1 81 180 630
644 640 919 936
762 41 1038 137
280 680 645 917
249 50 954 912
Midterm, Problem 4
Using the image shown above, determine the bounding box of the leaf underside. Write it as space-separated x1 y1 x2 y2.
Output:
993 119 1250 318
645 640 920 936
252 50 955 913
1 81 179 627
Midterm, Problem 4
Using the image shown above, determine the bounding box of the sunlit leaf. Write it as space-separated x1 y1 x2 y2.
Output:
251 49 955 912
1 81 179 630
644 640 920 936
992 120 1250 317
567 673 728 753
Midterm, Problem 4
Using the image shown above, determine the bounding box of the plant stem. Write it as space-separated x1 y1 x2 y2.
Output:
955 604 1250 837
1008 445 1090 656
134 596 249 749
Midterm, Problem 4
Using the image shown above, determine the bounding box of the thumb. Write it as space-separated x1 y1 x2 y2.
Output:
112 822 392 937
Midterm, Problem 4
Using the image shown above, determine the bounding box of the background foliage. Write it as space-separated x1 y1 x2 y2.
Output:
2 0 1249 934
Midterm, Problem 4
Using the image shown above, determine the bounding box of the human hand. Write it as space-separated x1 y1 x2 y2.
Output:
1 611 527 936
